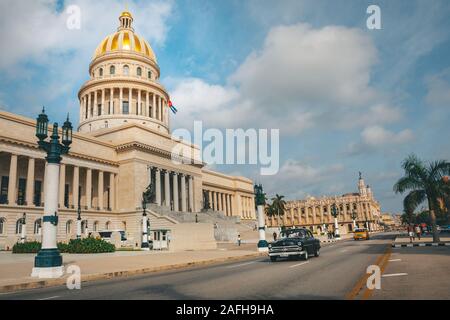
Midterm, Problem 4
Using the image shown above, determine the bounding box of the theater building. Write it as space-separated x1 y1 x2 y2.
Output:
0 11 255 250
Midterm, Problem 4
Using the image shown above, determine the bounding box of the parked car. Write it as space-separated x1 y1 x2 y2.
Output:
353 228 370 240
268 228 321 262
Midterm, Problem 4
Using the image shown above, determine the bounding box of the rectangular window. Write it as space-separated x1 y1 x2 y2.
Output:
34 181 42 206
17 178 26 205
123 101 129 114
0 176 8 204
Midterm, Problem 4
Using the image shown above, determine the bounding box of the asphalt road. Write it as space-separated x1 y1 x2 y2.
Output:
0 233 402 300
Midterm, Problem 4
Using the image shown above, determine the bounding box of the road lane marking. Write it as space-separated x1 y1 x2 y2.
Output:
38 296 60 300
382 273 408 277
388 259 401 262
289 261 310 268
225 261 257 269
340 249 348 253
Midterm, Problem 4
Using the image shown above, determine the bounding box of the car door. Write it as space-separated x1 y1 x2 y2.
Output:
304 230 314 254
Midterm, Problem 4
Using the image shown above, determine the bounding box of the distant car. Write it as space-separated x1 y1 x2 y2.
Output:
353 228 370 240
268 228 321 262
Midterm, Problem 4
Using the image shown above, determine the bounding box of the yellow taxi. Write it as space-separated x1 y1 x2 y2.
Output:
353 228 370 240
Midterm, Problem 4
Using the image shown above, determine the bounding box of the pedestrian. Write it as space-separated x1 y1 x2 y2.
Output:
415 224 421 240
237 234 241 246
273 232 277 241
408 224 415 243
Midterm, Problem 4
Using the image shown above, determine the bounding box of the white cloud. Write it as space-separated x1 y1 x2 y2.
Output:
168 23 406 136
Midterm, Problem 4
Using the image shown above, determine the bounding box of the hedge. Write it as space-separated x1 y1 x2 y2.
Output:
12 238 115 254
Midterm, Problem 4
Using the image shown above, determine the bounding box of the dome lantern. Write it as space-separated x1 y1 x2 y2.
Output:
118 10 134 31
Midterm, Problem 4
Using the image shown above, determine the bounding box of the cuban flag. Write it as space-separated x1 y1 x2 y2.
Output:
168 100 178 114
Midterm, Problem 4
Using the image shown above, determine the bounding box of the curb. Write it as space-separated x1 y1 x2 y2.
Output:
392 242 450 248
0 252 265 294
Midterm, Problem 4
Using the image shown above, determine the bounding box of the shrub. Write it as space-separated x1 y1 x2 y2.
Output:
65 238 115 253
12 241 41 253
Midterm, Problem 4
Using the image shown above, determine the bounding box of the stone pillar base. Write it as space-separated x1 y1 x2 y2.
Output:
31 266 64 279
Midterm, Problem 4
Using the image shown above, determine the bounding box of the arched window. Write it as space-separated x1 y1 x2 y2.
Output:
34 219 42 234
93 221 99 232
15 219 23 234
99 68 103 77
105 221 111 230
148 71 152 79
137 67 142 76
0 217 5 234
110 65 115 75
123 65 129 76
81 220 88 234
66 220 73 234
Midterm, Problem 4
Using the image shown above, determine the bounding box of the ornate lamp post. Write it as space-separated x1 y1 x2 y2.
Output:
351 210 358 230
76 206 82 239
331 203 340 238
141 195 150 251
20 213 27 244
32 108 72 278
254 184 268 252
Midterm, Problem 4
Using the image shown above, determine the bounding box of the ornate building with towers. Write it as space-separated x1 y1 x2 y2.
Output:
266 173 382 234
0 11 255 251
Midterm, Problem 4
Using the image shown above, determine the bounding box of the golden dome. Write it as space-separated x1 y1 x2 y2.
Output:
93 11 157 63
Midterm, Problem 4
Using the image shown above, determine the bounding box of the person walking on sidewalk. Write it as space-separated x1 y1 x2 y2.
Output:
415 224 422 240
237 234 241 246
407 224 415 243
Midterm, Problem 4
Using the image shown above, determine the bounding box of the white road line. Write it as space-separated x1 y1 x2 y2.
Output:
382 273 408 278
38 296 60 300
388 259 402 262
225 261 257 269
340 249 348 253
289 261 310 268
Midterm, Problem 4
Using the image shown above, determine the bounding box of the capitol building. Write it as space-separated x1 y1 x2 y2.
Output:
0 11 256 251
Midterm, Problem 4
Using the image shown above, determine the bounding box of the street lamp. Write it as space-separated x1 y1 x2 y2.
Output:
141 196 150 250
351 210 357 230
20 213 27 244
76 205 82 239
331 203 340 238
32 108 72 279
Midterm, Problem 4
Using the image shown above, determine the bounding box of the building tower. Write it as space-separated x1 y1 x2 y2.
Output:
358 171 367 197
78 10 170 134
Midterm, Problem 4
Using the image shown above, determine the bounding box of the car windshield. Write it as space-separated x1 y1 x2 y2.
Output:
280 229 306 238
355 229 366 232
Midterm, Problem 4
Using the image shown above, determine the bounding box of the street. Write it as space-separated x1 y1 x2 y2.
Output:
3 232 447 300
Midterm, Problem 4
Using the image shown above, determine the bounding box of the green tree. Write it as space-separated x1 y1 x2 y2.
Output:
394 154 450 242
271 194 287 228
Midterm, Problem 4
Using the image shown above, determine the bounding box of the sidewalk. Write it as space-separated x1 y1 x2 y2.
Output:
393 233 450 247
0 247 264 293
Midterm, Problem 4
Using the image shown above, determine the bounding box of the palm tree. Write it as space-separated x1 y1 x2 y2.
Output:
264 202 275 227
394 154 450 242
271 194 287 229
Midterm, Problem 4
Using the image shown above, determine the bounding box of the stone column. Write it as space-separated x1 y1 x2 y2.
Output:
159 97 163 121
138 89 142 115
98 171 104 210
86 169 92 209
26 157 35 206
164 170 170 207
119 87 123 114
109 173 115 210
147 166 152 186
208 190 212 210
146 91 149 117
94 90 98 116
172 172 179 211
155 168 161 205
110 88 114 114
101 89 105 116
180 174 187 212
188 176 194 212
152 94 156 119
87 93 91 118
72 166 79 208
129 88 133 114
79 97 84 122
58 163 65 208
7 154 18 205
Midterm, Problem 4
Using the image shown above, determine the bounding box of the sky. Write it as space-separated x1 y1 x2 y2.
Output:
0 0 449 213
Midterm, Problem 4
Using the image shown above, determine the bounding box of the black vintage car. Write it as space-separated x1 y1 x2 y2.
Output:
268 228 321 262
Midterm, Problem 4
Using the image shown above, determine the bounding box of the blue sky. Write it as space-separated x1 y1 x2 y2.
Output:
0 0 449 213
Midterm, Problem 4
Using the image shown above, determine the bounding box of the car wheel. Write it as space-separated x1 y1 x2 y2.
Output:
302 250 309 261
270 256 277 262
314 247 320 257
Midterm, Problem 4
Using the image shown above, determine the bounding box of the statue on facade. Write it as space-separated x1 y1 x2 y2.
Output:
143 181 156 204
202 190 211 210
